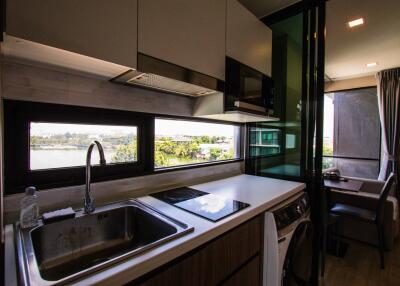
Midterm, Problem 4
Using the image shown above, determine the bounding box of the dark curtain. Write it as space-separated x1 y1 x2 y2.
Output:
377 68 400 191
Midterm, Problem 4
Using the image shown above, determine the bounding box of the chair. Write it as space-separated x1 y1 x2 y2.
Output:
329 173 396 269
320 180 341 277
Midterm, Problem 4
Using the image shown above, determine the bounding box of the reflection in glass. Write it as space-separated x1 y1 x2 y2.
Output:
175 194 249 222
247 12 303 178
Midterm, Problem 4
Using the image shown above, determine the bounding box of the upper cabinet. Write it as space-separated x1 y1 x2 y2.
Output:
226 0 272 76
6 0 138 69
5 0 271 83
137 0 226 80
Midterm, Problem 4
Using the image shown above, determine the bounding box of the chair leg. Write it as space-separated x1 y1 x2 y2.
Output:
321 226 327 277
334 221 340 256
376 224 385 269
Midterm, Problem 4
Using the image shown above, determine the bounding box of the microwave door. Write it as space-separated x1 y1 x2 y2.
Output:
243 76 263 104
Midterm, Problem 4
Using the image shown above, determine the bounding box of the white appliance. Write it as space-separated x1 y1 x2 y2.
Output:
264 192 313 286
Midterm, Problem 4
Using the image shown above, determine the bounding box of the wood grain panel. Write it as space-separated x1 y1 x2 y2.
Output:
221 255 260 286
1 60 194 117
132 216 262 286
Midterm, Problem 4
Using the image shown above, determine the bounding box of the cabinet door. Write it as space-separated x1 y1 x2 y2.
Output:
6 0 137 68
226 0 272 76
132 216 262 286
221 255 261 286
138 0 226 80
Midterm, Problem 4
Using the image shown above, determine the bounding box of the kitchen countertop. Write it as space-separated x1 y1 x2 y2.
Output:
5 174 305 286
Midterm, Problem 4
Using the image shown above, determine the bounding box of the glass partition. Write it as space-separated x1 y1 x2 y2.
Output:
247 12 304 179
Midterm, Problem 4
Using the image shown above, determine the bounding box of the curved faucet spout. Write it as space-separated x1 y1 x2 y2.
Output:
84 141 107 214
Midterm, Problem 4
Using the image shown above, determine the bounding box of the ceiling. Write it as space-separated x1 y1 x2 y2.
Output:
239 0 300 18
325 0 400 80
240 0 400 80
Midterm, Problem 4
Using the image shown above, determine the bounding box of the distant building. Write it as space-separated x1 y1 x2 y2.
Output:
199 143 231 157
249 128 281 156
170 135 192 143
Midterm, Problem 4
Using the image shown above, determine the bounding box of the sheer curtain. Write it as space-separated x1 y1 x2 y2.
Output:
377 68 400 188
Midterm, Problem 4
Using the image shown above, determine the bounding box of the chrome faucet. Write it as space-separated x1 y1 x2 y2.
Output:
84 141 106 214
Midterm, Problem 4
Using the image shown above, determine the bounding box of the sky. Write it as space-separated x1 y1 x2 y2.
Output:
30 119 236 137
30 106 330 138
31 123 137 136
155 119 236 137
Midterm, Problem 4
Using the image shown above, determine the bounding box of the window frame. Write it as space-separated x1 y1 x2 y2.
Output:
322 87 381 174
4 100 154 194
4 100 244 195
154 116 243 169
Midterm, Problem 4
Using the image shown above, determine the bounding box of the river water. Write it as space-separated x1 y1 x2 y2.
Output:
30 149 118 170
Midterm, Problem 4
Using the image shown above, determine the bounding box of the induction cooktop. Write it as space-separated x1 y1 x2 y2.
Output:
151 187 250 222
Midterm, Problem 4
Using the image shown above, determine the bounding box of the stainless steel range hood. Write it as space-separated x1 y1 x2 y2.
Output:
110 53 278 123
111 53 224 97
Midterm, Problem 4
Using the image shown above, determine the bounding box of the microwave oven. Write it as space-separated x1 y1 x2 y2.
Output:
225 57 274 116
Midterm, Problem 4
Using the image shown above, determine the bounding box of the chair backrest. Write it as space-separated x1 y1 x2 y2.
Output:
376 173 396 224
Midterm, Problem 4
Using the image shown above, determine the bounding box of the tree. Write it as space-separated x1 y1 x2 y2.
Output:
175 144 189 158
157 139 176 154
187 142 200 158
220 149 234 160
155 150 169 167
112 141 137 162
323 145 333 156
209 147 222 160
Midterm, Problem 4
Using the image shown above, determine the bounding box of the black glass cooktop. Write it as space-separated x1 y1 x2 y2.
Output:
151 187 250 222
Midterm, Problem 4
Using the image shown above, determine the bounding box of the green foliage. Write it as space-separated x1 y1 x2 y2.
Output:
174 144 189 158
155 151 169 167
220 149 234 160
154 136 234 167
209 147 222 160
156 138 177 154
187 142 200 158
323 145 333 156
112 141 137 163
30 132 136 150
322 157 334 170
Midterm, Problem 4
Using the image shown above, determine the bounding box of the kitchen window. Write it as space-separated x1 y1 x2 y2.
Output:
4 100 153 194
4 100 242 195
155 118 241 168
30 122 138 170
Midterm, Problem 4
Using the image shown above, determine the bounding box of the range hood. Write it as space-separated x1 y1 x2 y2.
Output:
111 53 224 97
193 92 279 123
111 53 278 123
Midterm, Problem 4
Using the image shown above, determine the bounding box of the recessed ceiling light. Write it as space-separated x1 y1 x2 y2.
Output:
367 62 378 67
348 18 364 28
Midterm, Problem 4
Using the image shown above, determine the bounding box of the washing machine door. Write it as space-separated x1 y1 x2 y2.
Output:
282 220 313 286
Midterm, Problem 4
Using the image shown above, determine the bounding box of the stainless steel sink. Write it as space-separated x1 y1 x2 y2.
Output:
16 199 193 285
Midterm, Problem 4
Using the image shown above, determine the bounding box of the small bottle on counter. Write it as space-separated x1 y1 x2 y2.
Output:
20 186 39 228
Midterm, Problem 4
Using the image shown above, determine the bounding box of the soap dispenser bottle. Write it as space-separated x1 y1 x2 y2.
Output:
20 186 39 228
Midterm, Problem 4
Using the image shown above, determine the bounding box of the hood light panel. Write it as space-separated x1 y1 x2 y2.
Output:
366 62 378 67
348 18 364 28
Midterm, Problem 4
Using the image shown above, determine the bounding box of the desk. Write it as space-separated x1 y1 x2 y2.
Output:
324 179 363 193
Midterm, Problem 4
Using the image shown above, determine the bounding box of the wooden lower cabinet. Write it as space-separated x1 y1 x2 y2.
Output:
128 216 263 286
221 255 260 286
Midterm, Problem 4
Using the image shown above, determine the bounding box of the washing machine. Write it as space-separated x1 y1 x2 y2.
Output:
263 192 313 286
